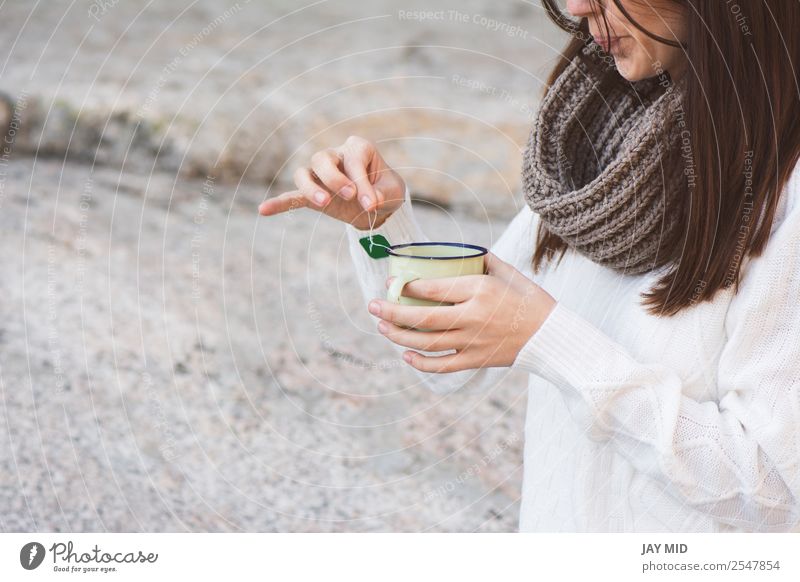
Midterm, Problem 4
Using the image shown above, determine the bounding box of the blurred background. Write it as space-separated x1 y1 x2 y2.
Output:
0 0 568 531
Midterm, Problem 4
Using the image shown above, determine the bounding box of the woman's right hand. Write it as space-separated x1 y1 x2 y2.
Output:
258 136 406 230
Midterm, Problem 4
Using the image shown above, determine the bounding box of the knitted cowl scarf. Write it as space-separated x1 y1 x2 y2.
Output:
522 44 688 274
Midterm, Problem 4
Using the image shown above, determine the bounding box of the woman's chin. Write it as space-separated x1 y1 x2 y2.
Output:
614 57 653 82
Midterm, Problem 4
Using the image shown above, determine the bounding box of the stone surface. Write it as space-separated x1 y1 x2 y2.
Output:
0 157 529 532
0 0 567 217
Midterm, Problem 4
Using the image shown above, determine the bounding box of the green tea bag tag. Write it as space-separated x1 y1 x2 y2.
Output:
359 234 391 259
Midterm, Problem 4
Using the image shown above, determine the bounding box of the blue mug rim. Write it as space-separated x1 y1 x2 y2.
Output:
387 241 489 260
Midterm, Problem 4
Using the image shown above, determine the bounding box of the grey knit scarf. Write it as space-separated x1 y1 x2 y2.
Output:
522 44 688 274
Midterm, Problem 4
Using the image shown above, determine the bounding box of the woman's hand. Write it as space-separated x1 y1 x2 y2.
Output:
367 253 557 373
257 135 406 230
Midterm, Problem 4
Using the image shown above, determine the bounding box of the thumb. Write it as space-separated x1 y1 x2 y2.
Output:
485 252 537 294
375 170 409 203
484 252 513 277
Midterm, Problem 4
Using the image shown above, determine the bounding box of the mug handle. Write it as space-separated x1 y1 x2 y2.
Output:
387 274 420 304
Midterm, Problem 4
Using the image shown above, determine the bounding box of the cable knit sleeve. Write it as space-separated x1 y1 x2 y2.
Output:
512 173 800 531
346 186 536 395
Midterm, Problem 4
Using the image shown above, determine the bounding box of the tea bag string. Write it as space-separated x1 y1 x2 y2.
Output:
366 207 390 254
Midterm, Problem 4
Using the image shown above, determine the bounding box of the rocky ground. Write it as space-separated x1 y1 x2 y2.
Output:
0 156 527 532
0 0 568 531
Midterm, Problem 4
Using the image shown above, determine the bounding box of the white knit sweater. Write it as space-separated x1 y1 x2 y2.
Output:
346 162 800 533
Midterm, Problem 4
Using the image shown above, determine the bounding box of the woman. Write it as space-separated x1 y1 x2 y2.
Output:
259 0 800 532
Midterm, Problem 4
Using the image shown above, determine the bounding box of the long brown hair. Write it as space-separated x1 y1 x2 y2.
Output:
537 0 800 316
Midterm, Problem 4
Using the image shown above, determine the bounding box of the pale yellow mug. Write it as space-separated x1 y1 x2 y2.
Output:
386 242 488 307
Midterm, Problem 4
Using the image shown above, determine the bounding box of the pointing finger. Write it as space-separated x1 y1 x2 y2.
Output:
258 191 309 216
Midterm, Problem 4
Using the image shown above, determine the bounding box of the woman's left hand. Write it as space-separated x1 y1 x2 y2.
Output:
367 252 557 373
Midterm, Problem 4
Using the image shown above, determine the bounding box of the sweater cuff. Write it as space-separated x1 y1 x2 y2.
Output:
511 301 635 390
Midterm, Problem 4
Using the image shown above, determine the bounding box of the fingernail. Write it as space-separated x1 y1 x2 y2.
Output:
377 320 388 334
360 196 372 210
341 185 355 199
403 352 413 363
368 301 381 316
314 191 328 205
385 277 394 289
